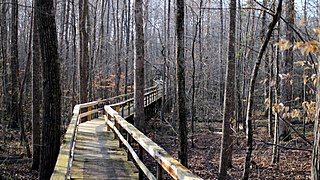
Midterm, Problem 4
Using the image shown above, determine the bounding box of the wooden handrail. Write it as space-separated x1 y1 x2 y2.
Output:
104 88 202 180
51 81 164 179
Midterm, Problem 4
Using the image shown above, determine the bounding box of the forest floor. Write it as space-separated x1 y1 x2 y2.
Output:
0 127 38 179
0 114 313 179
145 114 313 180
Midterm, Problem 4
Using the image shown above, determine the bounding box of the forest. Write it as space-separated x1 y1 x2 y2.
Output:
0 0 320 179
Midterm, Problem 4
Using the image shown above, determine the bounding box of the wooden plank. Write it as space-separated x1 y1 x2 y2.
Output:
51 107 80 180
105 116 156 180
71 118 139 179
79 109 100 118
104 106 202 180
52 84 162 179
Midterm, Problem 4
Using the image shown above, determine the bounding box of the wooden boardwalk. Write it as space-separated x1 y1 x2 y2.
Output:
71 117 138 179
52 83 201 180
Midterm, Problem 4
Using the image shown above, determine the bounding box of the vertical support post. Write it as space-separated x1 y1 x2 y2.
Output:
88 106 92 121
153 91 155 102
139 145 144 179
119 125 122 148
126 132 132 161
116 105 120 113
157 164 163 180
106 113 110 131
114 120 118 140
128 101 131 116
121 104 124 117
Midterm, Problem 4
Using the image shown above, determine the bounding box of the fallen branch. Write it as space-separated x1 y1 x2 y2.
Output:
278 114 313 146
260 140 312 153
0 158 32 165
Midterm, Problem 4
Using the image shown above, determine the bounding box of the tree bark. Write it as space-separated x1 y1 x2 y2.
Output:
176 0 188 167
9 0 19 129
134 0 145 133
311 22 320 180
1 0 9 124
191 17 200 148
38 0 61 178
218 0 224 110
79 0 89 104
218 0 236 179
32 0 41 170
272 29 280 163
279 0 294 141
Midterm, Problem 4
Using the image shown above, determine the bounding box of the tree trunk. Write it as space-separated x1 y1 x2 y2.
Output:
191 17 200 148
18 18 33 159
38 0 61 178
176 0 188 167
79 0 89 104
279 0 294 141
9 0 19 129
134 0 145 133
1 0 9 124
32 0 41 170
218 0 236 179
71 0 77 108
311 19 320 180
242 1 282 179
218 0 224 110
272 31 280 164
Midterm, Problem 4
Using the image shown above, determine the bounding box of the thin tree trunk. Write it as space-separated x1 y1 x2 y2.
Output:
218 0 224 110
9 0 19 129
79 0 89 104
268 47 274 138
176 0 188 167
279 0 294 141
71 0 77 108
134 0 145 133
218 0 236 179
311 16 320 180
272 26 280 163
124 0 130 96
18 17 33 159
191 17 200 148
32 0 41 170
243 1 282 179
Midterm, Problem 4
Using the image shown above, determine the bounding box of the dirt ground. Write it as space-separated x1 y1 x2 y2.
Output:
145 116 313 179
0 115 313 179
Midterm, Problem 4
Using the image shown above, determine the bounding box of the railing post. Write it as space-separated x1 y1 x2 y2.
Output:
114 120 118 140
153 91 155 102
139 145 144 180
128 101 131 116
116 105 120 113
87 106 92 121
119 124 122 148
106 113 110 131
157 164 163 180
121 104 124 117
126 132 132 161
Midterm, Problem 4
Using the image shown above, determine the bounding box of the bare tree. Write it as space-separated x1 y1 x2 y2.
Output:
32 0 41 170
38 0 61 178
9 0 19 128
243 1 283 179
176 0 188 167
312 17 320 180
279 0 294 141
218 0 236 179
134 0 145 132
79 0 89 104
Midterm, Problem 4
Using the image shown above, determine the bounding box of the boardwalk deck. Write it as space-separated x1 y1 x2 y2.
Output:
71 118 138 179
